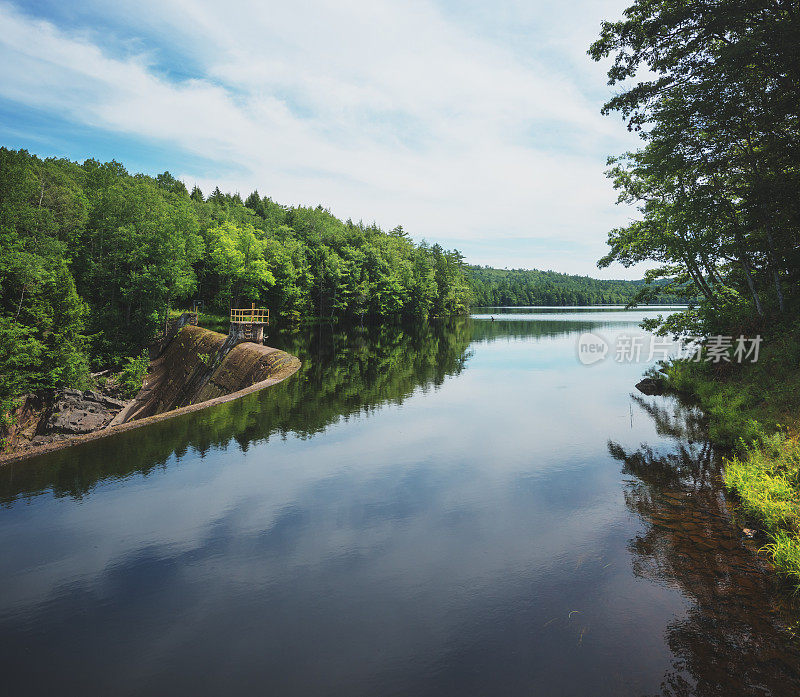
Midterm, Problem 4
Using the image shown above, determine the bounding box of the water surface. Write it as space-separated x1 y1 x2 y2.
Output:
2 308 799 696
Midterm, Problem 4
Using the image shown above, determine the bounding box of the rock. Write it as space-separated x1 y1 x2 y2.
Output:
1 388 132 457
99 394 128 410
742 528 758 539
42 389 128 435
635 376 665 396
1 392 47 449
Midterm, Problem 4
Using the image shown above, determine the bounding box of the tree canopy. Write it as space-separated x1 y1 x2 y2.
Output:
467 266 675 306
589 0 800 335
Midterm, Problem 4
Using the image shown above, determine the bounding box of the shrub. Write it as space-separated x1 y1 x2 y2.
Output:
120 351 150 397
763 531 800 584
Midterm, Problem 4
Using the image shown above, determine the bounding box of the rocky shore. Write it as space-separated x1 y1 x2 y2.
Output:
2 389 130 456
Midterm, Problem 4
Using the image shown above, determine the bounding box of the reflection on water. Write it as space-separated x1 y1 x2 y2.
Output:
0 309 799 696
0 320 473 503
610 396 800 695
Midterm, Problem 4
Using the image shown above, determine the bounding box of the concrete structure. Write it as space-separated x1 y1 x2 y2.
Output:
117 324 298 421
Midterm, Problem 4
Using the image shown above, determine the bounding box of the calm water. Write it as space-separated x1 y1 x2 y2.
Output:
2 308 800 696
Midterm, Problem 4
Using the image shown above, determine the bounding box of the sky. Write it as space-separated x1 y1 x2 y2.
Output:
0 0 645 278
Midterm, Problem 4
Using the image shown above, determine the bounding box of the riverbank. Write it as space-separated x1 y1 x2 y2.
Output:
659 324 800 584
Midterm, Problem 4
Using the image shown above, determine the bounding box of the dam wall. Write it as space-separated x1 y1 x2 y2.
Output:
114 325 300 423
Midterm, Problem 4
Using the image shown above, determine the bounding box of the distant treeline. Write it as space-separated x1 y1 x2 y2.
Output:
467 266 675 306
0 147 471 404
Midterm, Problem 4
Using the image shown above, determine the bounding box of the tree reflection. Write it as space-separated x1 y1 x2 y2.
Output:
609 396 800 696
469 318 602 342
0 319 474 503
2 315 637 504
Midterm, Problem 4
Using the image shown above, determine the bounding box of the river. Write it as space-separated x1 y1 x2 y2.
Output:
1 307 799 696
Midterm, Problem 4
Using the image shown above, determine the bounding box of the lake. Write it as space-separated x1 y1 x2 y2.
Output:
2 307 799 696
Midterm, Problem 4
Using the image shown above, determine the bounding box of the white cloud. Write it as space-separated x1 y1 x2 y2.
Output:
0 0 641 276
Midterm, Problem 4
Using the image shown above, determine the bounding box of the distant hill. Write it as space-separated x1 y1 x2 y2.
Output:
467 266 678 306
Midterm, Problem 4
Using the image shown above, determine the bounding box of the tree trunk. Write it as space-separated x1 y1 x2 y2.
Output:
684 254 719 311
15 285 26 320
728 209 764 317
740 256 764 317
764 225 785 313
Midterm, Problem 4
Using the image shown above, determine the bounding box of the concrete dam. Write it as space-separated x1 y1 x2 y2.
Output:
1 315 301 464
114 324 300 423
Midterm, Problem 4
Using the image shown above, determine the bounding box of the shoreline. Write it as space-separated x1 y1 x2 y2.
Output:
653 336 800 587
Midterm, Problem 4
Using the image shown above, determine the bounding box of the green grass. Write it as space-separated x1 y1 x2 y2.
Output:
664 359 766 446
725 434 800 522
764 530 800 582
663 324 800 448
727 435 800 586
197 312 228 331
168 308 228 331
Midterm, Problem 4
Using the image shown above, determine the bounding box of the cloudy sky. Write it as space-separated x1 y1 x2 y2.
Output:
0 0 643 277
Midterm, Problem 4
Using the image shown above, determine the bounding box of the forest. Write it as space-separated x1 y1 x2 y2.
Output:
0 148 473 408
467 266 674 306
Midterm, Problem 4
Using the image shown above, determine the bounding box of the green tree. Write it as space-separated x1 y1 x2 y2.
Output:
207 221 275 307
589 0 800 333
81 180 203 357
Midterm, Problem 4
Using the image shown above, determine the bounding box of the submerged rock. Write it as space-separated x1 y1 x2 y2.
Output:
635 376 665 396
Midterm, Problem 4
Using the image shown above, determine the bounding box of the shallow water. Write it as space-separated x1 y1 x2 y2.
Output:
1 309 799 696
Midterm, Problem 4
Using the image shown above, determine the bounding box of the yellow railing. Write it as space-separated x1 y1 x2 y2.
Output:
230 305 269 324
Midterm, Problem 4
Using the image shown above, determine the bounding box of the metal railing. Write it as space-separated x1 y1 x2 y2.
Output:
230 305 269 324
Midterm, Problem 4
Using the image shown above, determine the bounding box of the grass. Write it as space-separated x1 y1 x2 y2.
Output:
664 360 765 446
661 324 800 586
168 307 228 331
764 531 800 582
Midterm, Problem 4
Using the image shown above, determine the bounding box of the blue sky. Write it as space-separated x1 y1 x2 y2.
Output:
0 0 644 277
